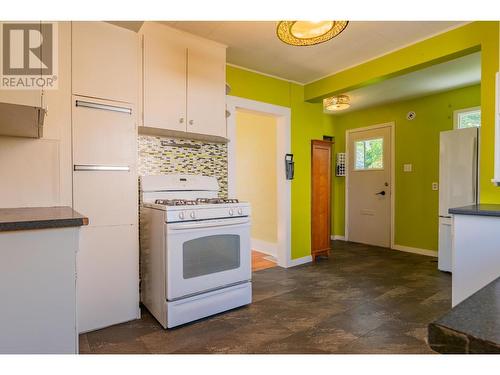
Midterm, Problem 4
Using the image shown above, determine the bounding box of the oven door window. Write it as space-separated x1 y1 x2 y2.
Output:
183 234 241 279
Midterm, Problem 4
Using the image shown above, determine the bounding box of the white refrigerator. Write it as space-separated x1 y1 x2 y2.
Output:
438 127 479 272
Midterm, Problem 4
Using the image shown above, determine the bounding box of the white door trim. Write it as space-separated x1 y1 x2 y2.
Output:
226 95 292 268
345 122 396 249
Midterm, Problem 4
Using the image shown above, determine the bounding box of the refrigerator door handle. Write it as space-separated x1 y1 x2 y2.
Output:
472 136 478 202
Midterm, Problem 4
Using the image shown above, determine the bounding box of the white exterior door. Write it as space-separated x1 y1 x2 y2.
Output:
347 125 392 247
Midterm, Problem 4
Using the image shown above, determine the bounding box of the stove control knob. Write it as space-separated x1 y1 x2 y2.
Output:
229 208 234 216
238 208 243 215
190 211 196 219
178 212 185 220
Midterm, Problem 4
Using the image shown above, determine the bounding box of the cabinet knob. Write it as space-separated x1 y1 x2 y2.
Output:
189 120 194 125
179 117 184 124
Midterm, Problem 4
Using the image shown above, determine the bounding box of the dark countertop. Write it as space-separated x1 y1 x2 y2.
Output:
0 206 88 232
428 277 500 354
449 204 500 217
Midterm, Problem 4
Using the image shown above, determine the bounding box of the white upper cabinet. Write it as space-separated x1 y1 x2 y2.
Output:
141 22 186 132
140 22 227 138
186 41 226 138
72 22 139 104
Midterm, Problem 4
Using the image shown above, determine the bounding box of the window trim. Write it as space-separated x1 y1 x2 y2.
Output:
353 136 385 171
453 106 481 129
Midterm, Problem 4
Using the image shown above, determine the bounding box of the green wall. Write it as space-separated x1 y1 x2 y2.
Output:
330 84 481 252
226 66 333 259
226 21 499 260
304 22 500 209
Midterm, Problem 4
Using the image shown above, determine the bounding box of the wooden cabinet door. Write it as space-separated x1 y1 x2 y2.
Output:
72 22 139 103
186 42 226 137
142 23 187 131
311 140 332 260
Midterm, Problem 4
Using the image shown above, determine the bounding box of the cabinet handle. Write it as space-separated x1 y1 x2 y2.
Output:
74 165 130 172
179 117 184 124
75 100 132 115
189 120 194 125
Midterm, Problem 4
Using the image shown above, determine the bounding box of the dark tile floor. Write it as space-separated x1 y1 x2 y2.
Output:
79 241 451 354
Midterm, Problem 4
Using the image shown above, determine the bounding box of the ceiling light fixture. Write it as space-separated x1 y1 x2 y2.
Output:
276 21 348 46
324 95 351 111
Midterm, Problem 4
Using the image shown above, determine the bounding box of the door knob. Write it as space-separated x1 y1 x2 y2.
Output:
189 120 194 125
375 191 386 196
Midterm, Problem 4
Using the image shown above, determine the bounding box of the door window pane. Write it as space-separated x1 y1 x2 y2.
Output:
183 234 240 279
354 138 384 170
457 109 481 129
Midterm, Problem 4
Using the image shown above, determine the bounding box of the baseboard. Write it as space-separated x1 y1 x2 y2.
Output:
287 255 312 268
251 239 278 257
392 244 438 257
331 235 346 241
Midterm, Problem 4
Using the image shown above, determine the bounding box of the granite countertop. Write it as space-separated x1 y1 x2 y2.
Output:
449 204 500 217
428 277 500 354
0 206 88 232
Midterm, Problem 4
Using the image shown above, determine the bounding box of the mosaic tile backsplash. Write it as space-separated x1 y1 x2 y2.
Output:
138 135 228 198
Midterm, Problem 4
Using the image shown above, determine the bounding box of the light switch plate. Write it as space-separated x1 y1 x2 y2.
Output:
432 182 439 191
403 164 413 172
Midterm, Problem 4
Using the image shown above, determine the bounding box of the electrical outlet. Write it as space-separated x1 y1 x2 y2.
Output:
403 164 413 172
432 182 439 191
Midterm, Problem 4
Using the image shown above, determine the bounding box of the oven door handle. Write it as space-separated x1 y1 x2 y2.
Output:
168 218 250 231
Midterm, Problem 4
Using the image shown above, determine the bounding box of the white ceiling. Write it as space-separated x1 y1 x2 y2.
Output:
161 21 467 84
329 52 481 114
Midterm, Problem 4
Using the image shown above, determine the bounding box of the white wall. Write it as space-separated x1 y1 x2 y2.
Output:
0 22 72 208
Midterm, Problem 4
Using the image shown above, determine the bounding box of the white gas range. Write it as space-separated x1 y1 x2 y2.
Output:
139 174 252 328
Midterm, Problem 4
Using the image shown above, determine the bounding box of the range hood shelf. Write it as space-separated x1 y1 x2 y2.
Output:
0 102 46 139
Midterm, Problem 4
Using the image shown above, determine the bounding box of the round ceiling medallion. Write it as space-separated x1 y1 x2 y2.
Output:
277 21 348 46
324 95 351 111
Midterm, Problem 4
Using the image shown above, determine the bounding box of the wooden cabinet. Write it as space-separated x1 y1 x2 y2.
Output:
72 22 139 104
140 22 227 138
311 140 332 261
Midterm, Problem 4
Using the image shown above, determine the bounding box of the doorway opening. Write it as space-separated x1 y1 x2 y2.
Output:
226 96 292 268
235 109 278 271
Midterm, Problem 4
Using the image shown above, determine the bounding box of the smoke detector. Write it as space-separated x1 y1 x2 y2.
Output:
406 111 416 121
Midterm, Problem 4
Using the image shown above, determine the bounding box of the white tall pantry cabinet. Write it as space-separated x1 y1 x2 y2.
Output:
140 22 227 138
71 22 140 333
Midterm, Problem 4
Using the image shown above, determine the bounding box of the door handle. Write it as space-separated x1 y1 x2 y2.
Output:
375 191 386 196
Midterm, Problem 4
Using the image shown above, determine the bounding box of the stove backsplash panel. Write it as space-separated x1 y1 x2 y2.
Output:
138 135 228 198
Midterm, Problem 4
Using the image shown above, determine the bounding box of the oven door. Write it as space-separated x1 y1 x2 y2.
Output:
165 217 251 300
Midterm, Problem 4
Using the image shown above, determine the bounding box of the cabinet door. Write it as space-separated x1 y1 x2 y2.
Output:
142 23 187 131
72 96 136 166
186 43 226 138
77 224 139 333
72 22 139 103
73 169 138 227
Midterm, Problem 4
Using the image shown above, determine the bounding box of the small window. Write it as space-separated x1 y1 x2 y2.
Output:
454 107 481 129
354 138 384 170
